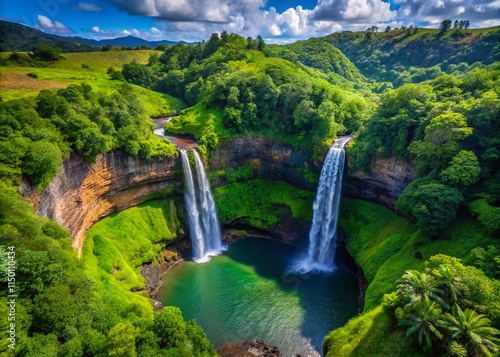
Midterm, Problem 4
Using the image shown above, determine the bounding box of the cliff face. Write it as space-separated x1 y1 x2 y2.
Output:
23 150 181 254
209 135 316 190
210 135 415 209
22 135 414 255
343 155 415 209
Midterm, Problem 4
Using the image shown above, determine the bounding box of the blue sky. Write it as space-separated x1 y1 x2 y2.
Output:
1 0 499 43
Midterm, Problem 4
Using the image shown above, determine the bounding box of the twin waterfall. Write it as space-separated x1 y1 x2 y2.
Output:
180 149 224 263
179 137 348 269
302 137 350 272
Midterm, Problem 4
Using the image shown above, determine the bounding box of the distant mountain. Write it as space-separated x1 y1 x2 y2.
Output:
66 35 178 48
0 20 179 52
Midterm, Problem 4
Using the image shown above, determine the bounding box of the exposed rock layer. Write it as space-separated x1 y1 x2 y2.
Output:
23 150 181 254
22 136 414 253
343 155 415 209
209 135 316 190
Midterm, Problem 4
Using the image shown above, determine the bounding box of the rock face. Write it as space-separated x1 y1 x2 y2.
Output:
21 135 415 255
217 339 283 357
343 155 415 209
209 135 316 190
22 150 181 254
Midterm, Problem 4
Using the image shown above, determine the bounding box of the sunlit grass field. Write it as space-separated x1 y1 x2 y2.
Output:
0 50 186 116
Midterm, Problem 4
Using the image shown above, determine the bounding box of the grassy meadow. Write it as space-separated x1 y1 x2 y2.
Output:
0 50 185 117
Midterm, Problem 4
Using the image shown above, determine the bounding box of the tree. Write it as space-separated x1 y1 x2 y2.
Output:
431 265 462 305
397 270 448 309
409 112 473 172
440 19 452 33
256 35 266 51
440 150 481 187
153 306 187 349
453 20 459 29
464 20 470 29
398 300 444 351
203 33 221 58
443 305 500 357
396 180 464 236
32 44 62 61
385 25 391 32
23 140 63 189
108 322 136 357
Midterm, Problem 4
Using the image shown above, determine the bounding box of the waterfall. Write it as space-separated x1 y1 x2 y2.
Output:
302 137 350 272
180 149 224 263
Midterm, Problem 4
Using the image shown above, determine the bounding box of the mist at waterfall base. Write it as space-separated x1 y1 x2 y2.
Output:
159 237 359 356
180 149 225 263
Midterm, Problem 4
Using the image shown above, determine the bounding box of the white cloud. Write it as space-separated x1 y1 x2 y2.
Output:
396 0 500 28
101 0 499 42
73 2 103 11
36 15 73 34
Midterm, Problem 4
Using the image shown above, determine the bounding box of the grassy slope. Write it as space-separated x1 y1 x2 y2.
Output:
0 50 185 116
340 199 494 311
323 198 497 357
323 306 424 357
82 199 180 319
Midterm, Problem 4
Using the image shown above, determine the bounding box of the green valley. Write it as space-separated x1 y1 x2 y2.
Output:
0 16 499 357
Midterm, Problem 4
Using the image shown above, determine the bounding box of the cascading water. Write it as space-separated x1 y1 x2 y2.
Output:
180 149 224 263
301 137 351 272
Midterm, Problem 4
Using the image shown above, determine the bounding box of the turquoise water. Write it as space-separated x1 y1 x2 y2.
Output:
158 237 359 356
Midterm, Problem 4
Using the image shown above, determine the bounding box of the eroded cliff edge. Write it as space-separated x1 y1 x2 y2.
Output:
22 150 181 254
343 155 416 210
21 135 415 254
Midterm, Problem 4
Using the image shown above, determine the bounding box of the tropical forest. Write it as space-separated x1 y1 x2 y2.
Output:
0 1 499 356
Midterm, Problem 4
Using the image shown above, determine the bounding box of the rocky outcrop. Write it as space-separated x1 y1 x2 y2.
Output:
218 339 283 357
22 150 181 254
343 155 415 209
209 135 316 190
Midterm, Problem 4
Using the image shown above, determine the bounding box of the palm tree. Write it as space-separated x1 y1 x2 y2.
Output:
396 270 449 309
432 264 462 305
443 305 500 357
398 299 444 351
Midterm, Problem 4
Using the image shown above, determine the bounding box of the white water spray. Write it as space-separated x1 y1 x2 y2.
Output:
180 149 224 263
301 137 350 272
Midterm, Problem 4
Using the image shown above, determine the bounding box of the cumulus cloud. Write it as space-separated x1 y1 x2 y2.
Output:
395 0 500 27
104 0 400 41
102 0 500 42
36 15 73 34
73 2 103 11
312 0 395 23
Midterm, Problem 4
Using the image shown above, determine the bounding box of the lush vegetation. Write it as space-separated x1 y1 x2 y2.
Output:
349 66 500 236
213 179 314 230
325 199 500 356
0 194 217 355
1 23 500 357
0 49 185 115
0 82 176 190
119 32 367 155
322 26 500 86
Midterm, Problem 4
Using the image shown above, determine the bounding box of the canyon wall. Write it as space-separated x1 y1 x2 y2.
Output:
209 135 316 190
22 135 415 253
210 135 415 209
343 155 415 209
22 150 181 254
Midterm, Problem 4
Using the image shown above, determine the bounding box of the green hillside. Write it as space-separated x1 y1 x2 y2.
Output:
0 50 185 116
322 26 500 86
